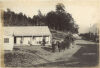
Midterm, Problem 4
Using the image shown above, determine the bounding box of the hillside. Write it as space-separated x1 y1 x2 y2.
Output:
50 29 71 42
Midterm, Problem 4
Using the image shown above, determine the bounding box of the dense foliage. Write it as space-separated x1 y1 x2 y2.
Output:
4 3 78 33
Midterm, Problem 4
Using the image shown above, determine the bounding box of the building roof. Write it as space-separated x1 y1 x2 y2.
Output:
4 26 51 36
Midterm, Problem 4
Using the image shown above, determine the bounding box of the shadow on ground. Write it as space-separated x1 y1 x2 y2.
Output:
41 47 53 52
73 43 99 66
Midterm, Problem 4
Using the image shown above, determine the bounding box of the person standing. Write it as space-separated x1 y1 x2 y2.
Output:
56 41 61 52
42 37 46 46
52 39 56 52
64 36 70 49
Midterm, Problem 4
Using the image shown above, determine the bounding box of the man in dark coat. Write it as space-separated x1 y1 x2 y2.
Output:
52 39 56 52
57 41 61 52
42 37 46 46
64 36 70 49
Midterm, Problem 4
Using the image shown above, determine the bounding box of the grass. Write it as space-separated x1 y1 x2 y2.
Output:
4 50 39 67
4 42 99 67
4 44 80 67
4 44 81 67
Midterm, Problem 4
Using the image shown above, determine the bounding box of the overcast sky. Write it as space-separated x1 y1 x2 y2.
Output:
0 0 100 33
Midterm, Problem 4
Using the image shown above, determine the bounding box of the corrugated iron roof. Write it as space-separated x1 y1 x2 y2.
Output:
4 26 51 36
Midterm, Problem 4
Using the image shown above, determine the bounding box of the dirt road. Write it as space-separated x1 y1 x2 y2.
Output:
34 39 99 67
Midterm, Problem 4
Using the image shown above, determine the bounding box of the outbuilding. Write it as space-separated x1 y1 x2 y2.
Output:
4 26 52 50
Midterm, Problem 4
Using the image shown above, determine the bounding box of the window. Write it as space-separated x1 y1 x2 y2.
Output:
4 38 9 43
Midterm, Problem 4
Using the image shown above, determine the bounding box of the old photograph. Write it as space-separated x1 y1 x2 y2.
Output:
0 0 99 67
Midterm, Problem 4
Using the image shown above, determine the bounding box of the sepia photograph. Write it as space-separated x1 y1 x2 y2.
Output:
0 0 100 67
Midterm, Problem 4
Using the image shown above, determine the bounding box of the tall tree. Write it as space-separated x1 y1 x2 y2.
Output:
46 3 78 33
56 3 65 12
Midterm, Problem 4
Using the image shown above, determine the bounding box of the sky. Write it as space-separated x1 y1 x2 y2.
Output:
0 0 100 33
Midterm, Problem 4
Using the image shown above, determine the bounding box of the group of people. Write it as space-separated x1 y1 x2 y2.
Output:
52 35 75 52
41 34 75 53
